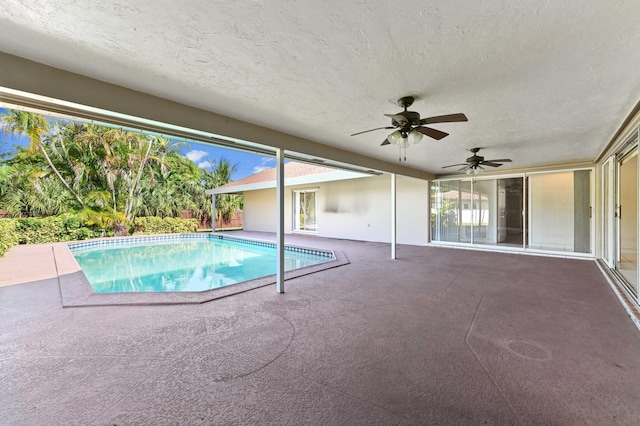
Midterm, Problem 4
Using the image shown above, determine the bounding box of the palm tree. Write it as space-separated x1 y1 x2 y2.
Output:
0 110 84 207
202 158 243 223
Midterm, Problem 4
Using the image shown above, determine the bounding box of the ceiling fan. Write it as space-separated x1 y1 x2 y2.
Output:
350 96 468 161
442 147 512 174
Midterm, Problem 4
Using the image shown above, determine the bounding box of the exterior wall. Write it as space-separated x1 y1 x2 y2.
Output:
241 174 429 245
314 175 391 243
396 175 429 245
243 189 277 232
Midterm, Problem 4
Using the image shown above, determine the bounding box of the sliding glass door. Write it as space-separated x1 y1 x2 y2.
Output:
293 189 317 232
528 171 591 253
616 149 638 294
431 177 524 247
430 180 471 243
431 171 591 254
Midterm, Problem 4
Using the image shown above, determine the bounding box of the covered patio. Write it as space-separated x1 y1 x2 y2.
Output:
1 232 639 424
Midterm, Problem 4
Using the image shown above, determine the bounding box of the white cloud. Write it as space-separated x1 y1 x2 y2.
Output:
252 166 271 174
185 150 208 162
197 161 211 169
252 157 276 174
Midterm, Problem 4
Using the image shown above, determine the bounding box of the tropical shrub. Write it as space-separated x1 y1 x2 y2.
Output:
134 217 198 235
13 216 103 245
0 219 20 257
0 215 199 259
0 215 105 257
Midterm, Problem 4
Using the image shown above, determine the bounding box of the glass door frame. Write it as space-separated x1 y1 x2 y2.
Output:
602 156 616 268
614 144 639 295
292 188 318 233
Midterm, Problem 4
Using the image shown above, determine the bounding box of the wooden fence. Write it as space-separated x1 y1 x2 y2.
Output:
214 211 244 229
180 210 244 229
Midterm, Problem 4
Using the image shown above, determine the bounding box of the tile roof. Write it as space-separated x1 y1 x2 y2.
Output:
219 161 336 189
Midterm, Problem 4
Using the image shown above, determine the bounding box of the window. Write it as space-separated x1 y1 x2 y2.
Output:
293 189 317 232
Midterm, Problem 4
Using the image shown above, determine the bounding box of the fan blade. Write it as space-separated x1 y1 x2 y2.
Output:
416 126 449 140
419 113 468 125
482 162 503 167
351 126 395 136
458 165 471 172
484 158 512 163
442 163 469 168
381 138 391 146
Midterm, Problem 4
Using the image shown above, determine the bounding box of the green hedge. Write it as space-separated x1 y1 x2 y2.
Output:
0 216 199 258
134 217 199 235
0 219 19 258
13 216 102 245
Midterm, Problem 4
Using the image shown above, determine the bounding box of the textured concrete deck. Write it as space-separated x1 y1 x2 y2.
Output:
1 232 640 425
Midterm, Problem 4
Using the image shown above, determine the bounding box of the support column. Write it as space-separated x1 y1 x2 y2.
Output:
391 173 397 259
211 194 216 233
276 148 285 293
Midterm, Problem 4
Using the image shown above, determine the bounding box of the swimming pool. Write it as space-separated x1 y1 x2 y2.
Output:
69 234 334 293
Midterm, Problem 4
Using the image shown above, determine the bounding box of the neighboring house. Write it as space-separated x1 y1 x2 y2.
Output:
207 162 429 246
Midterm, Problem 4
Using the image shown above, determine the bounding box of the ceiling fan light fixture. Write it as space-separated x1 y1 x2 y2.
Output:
408 129 423 144
398 134 410 148
387 130 402 145
352 97 468 163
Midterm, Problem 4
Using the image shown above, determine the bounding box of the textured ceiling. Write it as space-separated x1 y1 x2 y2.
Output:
1 0 640 175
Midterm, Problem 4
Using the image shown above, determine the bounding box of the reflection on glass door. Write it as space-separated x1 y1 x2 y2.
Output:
293 189 317 232
617 150 638 294
497 178 524 247
430 180 471 243
472 180 495 244
471 178 524 247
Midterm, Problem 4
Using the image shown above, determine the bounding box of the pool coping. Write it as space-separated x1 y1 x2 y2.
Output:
54 233 349 307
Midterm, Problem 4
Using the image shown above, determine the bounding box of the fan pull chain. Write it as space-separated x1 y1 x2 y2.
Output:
398 145 407 162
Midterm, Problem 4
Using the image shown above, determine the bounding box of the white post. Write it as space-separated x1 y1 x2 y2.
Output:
391 173 397 259
276 148 285 293
211 194 216 233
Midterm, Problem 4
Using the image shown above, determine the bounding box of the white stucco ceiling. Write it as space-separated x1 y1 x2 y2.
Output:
1 0 640 175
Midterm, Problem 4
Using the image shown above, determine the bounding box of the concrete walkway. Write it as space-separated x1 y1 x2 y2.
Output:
0 243 67 287
1 233 640 425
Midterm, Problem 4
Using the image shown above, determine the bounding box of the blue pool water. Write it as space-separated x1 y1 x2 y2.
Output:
69 235 334 293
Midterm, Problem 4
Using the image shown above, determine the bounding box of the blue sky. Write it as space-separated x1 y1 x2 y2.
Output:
181 144 275 180
0 109 272 181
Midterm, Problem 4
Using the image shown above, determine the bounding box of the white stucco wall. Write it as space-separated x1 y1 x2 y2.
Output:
241 174 429 245
395 175 429 245
243 188 277 232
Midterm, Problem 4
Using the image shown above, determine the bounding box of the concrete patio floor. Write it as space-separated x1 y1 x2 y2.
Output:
1 232 640 425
